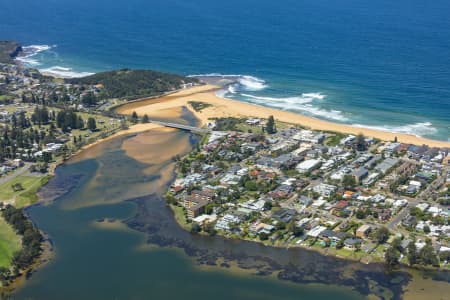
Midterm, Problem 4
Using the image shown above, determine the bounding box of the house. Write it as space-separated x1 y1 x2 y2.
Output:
356 224 372 239
443 155 450 166
241 142 262 154
215 214 241 231
313 183 337 198
296 159 321 173
192 214 217 225
375 158 399 174
384 142 401 154
363 173 379 186
352 167 369 183
340 135 356 146
272 153 299 169
320 229 347 244
306 225 327 238
298 195 313 206
246 118 260 125
416 203 429 212
272 208 296 223
400 239 412 252
407 145 428 158
249 221 275 235
12 159 24 168
334 200 349 211
344 238 363 250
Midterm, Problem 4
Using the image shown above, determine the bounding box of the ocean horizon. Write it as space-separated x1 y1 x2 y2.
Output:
1 0 449 141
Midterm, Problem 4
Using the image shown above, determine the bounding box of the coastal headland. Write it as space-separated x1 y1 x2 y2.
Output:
116 84 450 149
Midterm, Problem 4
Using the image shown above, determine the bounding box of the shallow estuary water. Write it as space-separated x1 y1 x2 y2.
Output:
12 112 450 299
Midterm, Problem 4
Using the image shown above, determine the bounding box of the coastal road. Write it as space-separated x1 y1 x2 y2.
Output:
0 163 30 186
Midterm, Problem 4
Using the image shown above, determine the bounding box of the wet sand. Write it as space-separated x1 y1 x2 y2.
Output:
117 85 450 148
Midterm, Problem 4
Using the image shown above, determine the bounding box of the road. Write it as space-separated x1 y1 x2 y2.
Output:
0 163 30 186
387 166 449 230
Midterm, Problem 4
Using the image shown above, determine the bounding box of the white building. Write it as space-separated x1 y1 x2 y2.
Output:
296 159 321 173
313 183 337 197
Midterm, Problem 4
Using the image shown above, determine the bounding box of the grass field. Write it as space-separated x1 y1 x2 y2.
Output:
0 216 21 268
0 174 51 208
170 204 191 231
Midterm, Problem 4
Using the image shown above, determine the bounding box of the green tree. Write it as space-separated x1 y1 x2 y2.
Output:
385 246 400 270
204 203 214 215
287 221 304 237
275 221 286 231
131 111 138 123
142 114 150 123
204 223 217 236
87 117 97 131
266 115 276 134
374 227 390 244
355 133 367 151
191 223 201 233
419 240 439 266
407 241 418 265
263 201 272 211
81 92 97 106
259 232 269 241
342 174 357 190
355 209 366 219
11 183 24 192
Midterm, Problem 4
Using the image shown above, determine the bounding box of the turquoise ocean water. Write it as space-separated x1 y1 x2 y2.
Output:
1 0 449 140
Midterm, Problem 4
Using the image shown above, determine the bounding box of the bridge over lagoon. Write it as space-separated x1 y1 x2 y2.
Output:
149 120 210 134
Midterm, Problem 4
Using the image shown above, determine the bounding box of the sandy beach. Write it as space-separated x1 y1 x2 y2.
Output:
116 85 450 148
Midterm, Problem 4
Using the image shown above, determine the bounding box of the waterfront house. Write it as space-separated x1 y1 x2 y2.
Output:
344 238 363 250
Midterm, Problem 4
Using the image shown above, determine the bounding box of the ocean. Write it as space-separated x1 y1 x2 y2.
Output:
1 0 449 141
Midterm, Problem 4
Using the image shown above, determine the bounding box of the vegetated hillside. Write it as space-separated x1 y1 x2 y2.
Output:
0 41 22 64
66 69 200 100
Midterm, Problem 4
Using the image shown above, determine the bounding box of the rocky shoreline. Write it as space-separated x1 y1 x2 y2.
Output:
0 41 22 64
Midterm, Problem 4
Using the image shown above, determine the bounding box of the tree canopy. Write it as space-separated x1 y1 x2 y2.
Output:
66 69 199 100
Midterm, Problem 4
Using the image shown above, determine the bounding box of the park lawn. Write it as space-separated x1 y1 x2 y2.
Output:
333 247 366 260
325 134 344 146
0 174 51 208
170 205 191 231
0 216 21 268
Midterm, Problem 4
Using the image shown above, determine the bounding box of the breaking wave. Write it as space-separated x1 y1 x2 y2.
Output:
240 93 347 121
15 44 55 66
15 44 95 78
189 73 268 91
352 122 438 137
39 66 95 78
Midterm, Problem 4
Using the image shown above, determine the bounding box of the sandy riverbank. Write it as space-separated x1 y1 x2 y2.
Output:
116 85 450 148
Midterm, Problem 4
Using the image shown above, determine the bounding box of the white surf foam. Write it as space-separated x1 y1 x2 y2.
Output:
15 44 54 66
237 75 267 91
352 122 438 137
40 66 95 78
189 73 268 91
238 92 348 121
240 93 325 104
